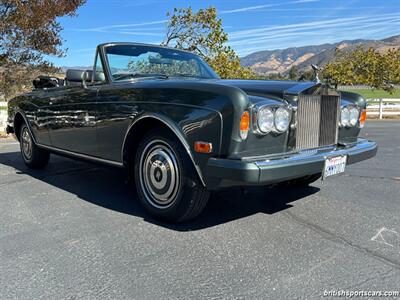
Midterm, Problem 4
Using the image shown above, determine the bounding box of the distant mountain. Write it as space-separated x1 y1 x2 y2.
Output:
240 35 400 75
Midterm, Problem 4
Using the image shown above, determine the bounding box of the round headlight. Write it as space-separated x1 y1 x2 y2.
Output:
349 106 359 127
257 106 274 133
340 107 350 127
274 107 291 132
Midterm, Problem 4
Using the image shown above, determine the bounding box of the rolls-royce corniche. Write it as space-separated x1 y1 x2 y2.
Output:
6 42 377 222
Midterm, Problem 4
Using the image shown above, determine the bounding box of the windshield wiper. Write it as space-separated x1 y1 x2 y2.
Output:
170 74 209 79
114 73 169 81
140 73 169 79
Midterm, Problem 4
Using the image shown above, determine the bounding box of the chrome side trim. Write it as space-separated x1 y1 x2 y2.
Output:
37 143 124 168
121 114 206 187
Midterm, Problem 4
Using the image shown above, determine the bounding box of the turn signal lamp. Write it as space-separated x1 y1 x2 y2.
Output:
194 141 212 153
240 111 250 140
359 109 367 128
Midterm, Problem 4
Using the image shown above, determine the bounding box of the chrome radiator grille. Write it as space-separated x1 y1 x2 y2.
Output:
295 95 340 150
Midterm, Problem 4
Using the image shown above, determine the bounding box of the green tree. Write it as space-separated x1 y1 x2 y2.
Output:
298 70 314 81
288 65 299 80
264 72 287 80
162 7 256 79
385 48 400 84
323 47 400 92
0 0 86 99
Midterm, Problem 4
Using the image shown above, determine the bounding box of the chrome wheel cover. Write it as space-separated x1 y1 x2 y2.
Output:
139 140 180 209
21 127 33 160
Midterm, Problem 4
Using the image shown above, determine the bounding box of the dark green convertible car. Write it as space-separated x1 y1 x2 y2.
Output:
6 42 377 222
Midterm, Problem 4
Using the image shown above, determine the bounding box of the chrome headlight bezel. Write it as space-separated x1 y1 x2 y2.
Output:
340 105 360 127
274 106 292 133
256 106 275 134
349 106 360 127
340 106 350 127
252 103 292 135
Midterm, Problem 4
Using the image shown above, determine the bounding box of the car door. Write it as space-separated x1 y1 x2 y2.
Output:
95 85 140 162
46 83 99 156
92 49 136 163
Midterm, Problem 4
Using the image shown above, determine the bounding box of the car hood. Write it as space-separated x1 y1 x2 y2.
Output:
218 79 319 100
110 77 321 106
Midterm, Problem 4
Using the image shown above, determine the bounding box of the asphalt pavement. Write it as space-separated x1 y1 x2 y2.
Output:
0 120 399 299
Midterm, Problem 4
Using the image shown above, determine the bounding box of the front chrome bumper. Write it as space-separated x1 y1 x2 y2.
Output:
205 138 377 189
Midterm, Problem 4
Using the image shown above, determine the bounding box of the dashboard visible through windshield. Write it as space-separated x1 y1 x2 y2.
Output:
104 44 218 81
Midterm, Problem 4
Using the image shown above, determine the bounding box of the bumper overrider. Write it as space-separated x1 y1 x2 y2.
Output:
205 138 377 189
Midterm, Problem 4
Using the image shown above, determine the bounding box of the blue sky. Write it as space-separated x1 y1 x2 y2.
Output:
52 0 400 66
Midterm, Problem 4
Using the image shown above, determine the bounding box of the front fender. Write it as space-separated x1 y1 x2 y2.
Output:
122 106 222 186
8 93 51 144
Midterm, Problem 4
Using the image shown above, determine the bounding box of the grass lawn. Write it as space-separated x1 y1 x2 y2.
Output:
342 88 400 99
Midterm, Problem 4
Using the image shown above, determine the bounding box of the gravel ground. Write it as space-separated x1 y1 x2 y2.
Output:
0 120 399 299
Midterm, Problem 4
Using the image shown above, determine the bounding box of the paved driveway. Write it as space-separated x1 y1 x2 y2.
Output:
0 121 399 299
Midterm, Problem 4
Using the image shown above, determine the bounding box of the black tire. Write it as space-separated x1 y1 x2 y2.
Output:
19 124 50 169
280 173 321 187
134 128 210 222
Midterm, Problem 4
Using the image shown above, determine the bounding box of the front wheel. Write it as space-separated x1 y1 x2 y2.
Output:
134 128 210 222
19 124 50 169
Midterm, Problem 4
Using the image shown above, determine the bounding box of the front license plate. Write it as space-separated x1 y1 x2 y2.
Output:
323 155 347 179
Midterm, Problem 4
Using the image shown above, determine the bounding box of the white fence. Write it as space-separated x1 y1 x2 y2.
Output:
0 102 7 132
339 85 400 90
367 99 400 119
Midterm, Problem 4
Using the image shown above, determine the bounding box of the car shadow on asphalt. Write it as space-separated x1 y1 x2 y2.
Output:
0 151 320 231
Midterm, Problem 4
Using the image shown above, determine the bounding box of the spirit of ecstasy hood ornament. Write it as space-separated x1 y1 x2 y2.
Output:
311 64 321 83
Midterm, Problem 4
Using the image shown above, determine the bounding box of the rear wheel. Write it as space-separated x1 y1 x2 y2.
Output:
134 128 210 222
280 173 321 187
20 124 50 169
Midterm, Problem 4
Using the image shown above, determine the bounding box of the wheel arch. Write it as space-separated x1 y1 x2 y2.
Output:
13 112 35 142
122 114 206 187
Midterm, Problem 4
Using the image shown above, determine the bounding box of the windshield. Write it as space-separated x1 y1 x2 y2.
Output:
104 44 219 81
